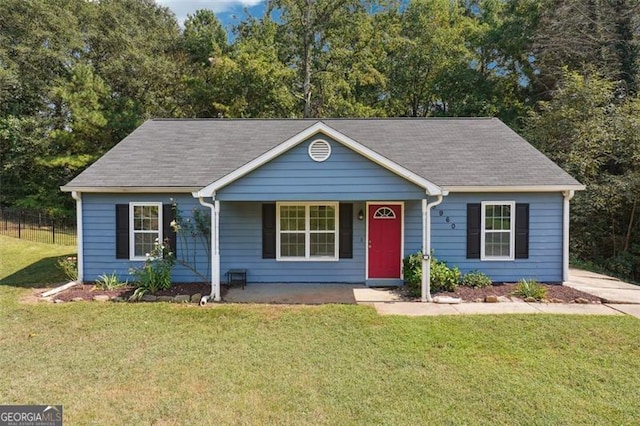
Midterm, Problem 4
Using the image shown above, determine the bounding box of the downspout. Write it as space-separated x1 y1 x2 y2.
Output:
562 190 575 282
422 192 446 302
198 196 221 303
71 191 83 283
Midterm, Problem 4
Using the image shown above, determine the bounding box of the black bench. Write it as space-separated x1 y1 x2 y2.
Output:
227 269 247 289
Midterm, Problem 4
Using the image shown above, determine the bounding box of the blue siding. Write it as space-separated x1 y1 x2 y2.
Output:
217 136 427 201
220 202 367 283
423 193 563 282
82 194 210 283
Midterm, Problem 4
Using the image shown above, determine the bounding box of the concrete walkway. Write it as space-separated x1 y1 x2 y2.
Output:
565 268 640 304
374 301 626 317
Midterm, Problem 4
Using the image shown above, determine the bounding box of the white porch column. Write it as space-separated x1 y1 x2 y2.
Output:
421 199 431 302
563 190 575 282
213 199 221 301
71 191 83 283
422 194 445 302
198 196 220 302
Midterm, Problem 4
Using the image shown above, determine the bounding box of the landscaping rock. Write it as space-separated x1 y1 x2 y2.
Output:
433 296 461 304
550 298 564 303
157 296 173 302
524 297 537 303
484 295 499 303
473 298 484 303
191 293 202 303
575 297 590 304
141 295 157 302
71 297 85 302
173 294 190 303
93 295 110 302
54 299 64 304
112 297 124 303
497 296 511 303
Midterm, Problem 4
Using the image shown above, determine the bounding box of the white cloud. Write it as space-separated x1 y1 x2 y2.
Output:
157 0 264 23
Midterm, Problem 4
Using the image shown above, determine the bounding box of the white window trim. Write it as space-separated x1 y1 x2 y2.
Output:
276 202 339 261
129 202 163 261
480 201 515 261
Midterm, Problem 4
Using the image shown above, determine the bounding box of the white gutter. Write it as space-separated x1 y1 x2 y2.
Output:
198 196 221 303
422 192 447 302
71 191 83 283
562 190 575 282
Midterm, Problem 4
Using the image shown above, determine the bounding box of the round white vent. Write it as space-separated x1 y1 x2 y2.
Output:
308 139 331 162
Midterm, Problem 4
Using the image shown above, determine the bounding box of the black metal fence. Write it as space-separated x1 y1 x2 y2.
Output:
0 208 76 246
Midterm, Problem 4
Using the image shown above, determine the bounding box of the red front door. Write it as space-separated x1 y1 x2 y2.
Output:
367 204 402 279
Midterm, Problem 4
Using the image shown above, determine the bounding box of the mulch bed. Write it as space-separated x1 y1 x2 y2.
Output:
429 283 602 303
50 282 600 304
53 282 219 302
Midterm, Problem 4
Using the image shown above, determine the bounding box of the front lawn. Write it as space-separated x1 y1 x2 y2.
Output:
1 236 639 424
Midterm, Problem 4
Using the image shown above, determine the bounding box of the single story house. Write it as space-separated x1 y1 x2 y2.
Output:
61 118 584 302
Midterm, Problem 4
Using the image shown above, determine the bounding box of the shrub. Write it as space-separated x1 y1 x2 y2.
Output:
129 239 175 300
57 256 78 281
94 272 127 290
402 252 460 295
431 259 461 292
461 270 492 288
512 279 548 300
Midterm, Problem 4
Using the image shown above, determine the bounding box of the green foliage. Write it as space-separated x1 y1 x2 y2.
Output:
56 255 77 281
431 259 461 293
402 252 460 295
129 239 175 300
94 272 127 290
402 252 423 293
461 270 492 288
513 279 548 301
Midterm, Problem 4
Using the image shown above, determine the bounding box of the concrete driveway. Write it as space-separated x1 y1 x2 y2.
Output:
565 268 640 304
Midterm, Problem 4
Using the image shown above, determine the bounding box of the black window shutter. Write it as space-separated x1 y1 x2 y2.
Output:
262 203 276 259
515 203 529 259
467 203 481 259
163 204 177 255
339 203 353 259
115 204 129 259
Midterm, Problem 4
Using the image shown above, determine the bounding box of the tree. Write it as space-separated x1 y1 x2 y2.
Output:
526 70 640 278
531 0 640 99
386 0 473 117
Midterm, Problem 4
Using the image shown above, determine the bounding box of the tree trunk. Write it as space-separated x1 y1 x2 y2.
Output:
624 198 637 252
302 0 313 118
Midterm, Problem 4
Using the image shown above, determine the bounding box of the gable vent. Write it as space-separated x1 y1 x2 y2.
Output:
308 139 331 162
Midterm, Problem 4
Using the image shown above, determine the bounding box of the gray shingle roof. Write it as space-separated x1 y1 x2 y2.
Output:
62 118 582 191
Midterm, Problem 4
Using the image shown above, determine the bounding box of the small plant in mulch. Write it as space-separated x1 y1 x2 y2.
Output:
94 272 127 290
512 278 548 301
129 239 175 301
461 270 492 288
57 256 78 281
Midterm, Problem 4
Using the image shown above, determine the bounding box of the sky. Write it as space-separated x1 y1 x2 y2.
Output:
156 0 266 28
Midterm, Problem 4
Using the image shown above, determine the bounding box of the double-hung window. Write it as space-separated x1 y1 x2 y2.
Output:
130 202 162 260
277 202 338 260
481 201 515 260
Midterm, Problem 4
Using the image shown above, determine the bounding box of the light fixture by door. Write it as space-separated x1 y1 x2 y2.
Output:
358 209 364 220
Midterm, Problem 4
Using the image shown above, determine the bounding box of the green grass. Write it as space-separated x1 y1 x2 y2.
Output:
0 235 74 289
1 237 640 424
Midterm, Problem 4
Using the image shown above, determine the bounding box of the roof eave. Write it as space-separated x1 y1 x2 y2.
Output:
60 186 201 193
443 184 586 193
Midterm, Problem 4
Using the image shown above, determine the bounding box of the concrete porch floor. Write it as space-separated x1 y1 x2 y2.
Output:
223 284 401 304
